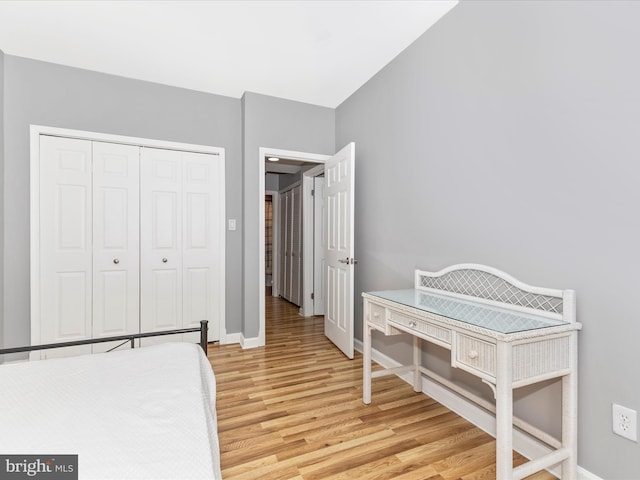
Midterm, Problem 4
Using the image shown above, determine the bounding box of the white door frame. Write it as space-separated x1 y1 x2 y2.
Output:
311 175 326 316
258 147 330 346
301 164 325 317
30 125 227 347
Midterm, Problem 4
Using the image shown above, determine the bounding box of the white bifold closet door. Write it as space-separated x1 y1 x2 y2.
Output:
284 190 293 301
39 136 140 357
278 192 287 296
37 136 222 358
140 147 221 345
277 183 302 306
289 184 302 306
92 141 140 353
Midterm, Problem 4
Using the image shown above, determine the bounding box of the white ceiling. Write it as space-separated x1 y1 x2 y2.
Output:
0 1 457 108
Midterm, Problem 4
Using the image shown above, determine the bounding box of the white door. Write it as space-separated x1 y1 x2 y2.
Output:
39 136 93 358
92 141 140 352
140 147 221 344
182 151 222 342
277 193 287 297
284 190 292 301
313 176 325 316
290 185 302 306
324 143 355 358
140 147 183 343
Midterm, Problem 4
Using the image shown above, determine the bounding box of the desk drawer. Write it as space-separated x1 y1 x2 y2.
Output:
388 310 451 346
455 334 496 377
368 302 386 328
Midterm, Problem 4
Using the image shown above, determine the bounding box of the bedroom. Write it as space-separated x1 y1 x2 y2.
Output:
0 1 638 479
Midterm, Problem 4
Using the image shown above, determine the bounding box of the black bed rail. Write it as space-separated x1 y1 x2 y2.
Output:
0 320 208 356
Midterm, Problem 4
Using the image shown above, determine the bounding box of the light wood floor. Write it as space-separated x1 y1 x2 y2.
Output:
206 294 555 480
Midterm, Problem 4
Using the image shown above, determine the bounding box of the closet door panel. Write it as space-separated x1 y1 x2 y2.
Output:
92 141 140 353
140 147 183 344
290 185 302 306
284 190 293 301
183 151 220 342
152 269 180 327
277 194 287 296
39 135 92 357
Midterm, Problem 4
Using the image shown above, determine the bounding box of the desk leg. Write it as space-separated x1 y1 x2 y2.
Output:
363 324 372 404
413 336 422 393
496 341 514 480
561 333 578 479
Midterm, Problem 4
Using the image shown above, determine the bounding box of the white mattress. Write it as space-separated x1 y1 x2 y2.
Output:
0 343 221 480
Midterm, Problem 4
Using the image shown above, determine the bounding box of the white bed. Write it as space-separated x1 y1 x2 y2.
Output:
0 342 222 480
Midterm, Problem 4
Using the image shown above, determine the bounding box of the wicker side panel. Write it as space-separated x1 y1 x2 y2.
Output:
512 336 570 382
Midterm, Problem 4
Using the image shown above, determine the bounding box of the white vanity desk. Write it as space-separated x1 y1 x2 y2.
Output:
362 264 581 480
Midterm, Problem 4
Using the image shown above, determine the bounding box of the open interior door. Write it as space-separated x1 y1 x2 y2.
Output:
324 143 355 359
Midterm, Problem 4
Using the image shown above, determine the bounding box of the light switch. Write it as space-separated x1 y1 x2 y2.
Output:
228 219 236 231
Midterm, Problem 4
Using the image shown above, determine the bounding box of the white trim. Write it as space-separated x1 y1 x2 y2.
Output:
29 129 41 353
301 164 325 316
354 339 602 480
239 334 261 349
30 125 222 155
576 467 606 480
30 125 226 346
221 332 242 345
258 147 330 347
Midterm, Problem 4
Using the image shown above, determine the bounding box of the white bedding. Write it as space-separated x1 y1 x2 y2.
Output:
0 343 221 480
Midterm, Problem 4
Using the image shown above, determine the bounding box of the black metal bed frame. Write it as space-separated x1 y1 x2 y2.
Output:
0 320 208 356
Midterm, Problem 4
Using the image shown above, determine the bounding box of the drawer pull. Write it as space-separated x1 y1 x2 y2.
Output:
468 350 479 360
409 321 417 328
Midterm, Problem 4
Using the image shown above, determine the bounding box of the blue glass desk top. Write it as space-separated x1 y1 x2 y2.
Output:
366 289 566 334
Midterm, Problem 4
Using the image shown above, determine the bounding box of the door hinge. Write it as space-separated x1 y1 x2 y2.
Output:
311 292 315 300
311 189 314 196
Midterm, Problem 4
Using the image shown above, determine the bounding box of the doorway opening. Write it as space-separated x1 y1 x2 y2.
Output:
258 148 330 346
264 194 274 296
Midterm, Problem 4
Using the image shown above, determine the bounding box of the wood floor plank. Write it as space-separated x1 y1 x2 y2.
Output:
208 293 556 480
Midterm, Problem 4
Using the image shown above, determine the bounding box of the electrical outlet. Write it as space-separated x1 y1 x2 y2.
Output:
612 403 637 442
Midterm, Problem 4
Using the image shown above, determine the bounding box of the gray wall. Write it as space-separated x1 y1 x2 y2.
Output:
278 172 301 191
2 56 243 355
265 173 280 192
242 92 334 338
335 1 640 478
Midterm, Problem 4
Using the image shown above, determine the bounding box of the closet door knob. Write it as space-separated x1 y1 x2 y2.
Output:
113 259 120 264
162 257 168 263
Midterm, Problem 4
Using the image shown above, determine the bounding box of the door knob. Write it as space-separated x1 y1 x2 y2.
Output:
162 257 168 263
339 257 358 265
113 259 120 264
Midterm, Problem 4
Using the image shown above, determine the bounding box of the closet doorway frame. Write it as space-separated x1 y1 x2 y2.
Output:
29 125 227 348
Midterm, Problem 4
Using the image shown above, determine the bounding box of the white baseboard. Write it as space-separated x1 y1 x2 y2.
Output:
219 331 263 349
240 335 261 349
220 332 242 345
354 339 602 480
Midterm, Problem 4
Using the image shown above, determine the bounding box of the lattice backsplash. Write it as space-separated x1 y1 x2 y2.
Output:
418 268 563 314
